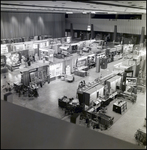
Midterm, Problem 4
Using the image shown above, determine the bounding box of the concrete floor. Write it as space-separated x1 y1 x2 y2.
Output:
1 55 146 148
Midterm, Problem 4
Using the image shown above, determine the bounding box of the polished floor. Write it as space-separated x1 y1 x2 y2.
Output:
1 55 146 148
1 100 142 149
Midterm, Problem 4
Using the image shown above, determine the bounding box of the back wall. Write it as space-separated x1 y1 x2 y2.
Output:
1 11 65 39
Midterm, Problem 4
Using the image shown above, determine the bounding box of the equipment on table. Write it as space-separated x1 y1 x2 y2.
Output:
134 129 146 146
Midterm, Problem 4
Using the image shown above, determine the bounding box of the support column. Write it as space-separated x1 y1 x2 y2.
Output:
113 25 117 42
70 23 73 40
96 56 100 73
91 24 94 39
140 27 145 44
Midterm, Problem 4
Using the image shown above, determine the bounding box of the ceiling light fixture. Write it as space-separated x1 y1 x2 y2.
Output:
91 11 96 14
107 12 117 14
83 11 87 14
66 12 73 14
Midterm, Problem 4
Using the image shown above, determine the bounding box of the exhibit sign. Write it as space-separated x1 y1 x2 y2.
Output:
1 44 8 54
66 37 71 43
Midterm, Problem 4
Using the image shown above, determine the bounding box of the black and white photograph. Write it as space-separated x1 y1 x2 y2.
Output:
1 1 146 149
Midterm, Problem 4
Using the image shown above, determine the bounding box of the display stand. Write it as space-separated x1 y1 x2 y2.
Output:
113 100 127 114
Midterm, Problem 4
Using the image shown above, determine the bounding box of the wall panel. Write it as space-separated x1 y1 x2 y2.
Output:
1 12 65 39
65 16 146 35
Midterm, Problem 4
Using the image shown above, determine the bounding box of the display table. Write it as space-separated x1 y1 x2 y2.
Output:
4 92 13 102
58 97 71 108
113 100 127 114
88 62 95 69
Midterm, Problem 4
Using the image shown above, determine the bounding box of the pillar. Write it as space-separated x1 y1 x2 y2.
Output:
140 27 145 44
113 25 117 42
96 56 100 73
70 23 73 40
91 24 94 39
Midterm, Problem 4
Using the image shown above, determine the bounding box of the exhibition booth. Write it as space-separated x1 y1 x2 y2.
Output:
19 64 49 86
39 47 54 63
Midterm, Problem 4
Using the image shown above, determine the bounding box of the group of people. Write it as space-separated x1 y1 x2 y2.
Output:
78 80 86 89
22 54 38 67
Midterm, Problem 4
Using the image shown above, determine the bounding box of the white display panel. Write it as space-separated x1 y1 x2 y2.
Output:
66 37 71 43
111 81 116 92
40 42 46 48
98 87 104 97
33 44 38 49
49 63 63 78
1 44 8 54
90 91 97 101
56 63 62 76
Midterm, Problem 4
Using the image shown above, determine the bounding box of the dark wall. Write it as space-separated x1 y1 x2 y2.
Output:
1 12 65 39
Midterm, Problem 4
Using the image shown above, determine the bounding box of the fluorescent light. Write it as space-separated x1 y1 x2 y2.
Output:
83 11 87 14
66 12 73 14
107 12 117 14
91 11 96 14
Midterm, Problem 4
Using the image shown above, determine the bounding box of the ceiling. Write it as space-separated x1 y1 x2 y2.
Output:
1 1 146 14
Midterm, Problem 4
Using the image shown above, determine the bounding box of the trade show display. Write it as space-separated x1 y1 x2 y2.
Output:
20 64 49 86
